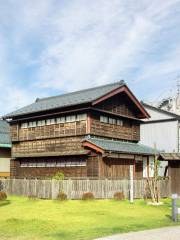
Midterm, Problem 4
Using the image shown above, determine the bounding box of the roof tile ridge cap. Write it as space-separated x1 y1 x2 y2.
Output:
36 80 125 102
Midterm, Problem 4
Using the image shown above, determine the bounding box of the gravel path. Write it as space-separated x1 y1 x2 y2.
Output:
95 226 180 240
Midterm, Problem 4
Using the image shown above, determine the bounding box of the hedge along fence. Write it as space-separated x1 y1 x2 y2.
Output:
0 178 171 200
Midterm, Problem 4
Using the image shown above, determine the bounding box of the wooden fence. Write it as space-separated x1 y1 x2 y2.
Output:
0 178 171 200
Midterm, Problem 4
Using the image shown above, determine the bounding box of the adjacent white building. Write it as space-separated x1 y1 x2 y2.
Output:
140 103 180 176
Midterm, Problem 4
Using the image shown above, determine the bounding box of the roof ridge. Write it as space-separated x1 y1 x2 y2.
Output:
87 137 155 149
142 101 180 118
36 80 125 102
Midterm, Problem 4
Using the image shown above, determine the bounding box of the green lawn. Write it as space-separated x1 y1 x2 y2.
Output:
0 196 179 240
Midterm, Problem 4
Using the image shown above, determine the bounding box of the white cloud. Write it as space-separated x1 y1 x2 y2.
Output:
0 0 180 115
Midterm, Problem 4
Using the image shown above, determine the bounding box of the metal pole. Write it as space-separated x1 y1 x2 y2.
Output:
172 194 178 222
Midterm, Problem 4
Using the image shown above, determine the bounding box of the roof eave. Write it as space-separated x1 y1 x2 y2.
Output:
0 143 11 148
92 85 150 119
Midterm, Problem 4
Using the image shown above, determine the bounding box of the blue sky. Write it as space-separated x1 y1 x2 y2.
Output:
0 0 180 115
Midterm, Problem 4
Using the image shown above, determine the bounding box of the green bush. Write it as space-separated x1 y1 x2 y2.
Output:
0 191 7 201
82 192 94 200
28 194 37 200
0 180 4 191
113 192 125 200
52 172 64 180
57 191 67 201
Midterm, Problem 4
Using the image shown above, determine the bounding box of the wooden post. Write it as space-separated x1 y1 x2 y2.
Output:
51 179 55 200
172 194 178 222
130 165 134 203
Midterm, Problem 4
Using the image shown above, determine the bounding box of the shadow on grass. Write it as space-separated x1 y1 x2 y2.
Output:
0 200 11 207
165 214 172 220
49 224 150 240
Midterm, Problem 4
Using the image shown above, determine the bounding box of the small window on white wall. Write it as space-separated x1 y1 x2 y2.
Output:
149 156 155 177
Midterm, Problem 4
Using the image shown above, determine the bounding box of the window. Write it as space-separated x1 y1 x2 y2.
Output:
76 113 87 121
36 161 46 167
71 160 86 167
28 160 37 167
100 115 108 123
46 119 55 125
109 118 116 124
46 161 56 167
56 117 65 124
20 160 29 167
66 115 76 122
56 160 86 167
117 119 123 126
37 120 45 126
56 161 66 167
28 121 36 128
100 115 123 126
21 122 28 128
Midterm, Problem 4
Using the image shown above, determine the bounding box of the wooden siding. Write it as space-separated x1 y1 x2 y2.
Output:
90 113 140 141
99 158 134 178
12 136 84 157
99 157 143 179
169 161 180 195
10 120 87 142
10 156 87 178
96 93 139 118
135 161 143 179
87 155 99 177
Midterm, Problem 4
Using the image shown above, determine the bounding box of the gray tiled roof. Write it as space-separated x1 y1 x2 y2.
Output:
0 120 11 146
5 81 124 118
84 137 156 155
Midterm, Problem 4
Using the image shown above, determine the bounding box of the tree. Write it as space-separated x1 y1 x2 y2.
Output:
146 144 160 203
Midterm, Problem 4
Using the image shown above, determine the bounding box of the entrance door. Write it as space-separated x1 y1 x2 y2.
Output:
135 161 143 179
170 162 180 195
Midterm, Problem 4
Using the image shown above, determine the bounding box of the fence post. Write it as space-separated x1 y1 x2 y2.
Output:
129 165 134 203
68 178 72 200
51 179 56 199
172 194 178 222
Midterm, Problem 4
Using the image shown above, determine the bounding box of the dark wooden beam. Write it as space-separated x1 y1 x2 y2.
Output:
92 85 150 119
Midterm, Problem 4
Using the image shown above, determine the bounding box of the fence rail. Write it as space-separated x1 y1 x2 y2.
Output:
0 178 170 200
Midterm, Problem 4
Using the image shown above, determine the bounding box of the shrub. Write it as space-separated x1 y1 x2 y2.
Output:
28 194 37 200
57 191 67 201
52 172 64 180
0 191 7 201
82 192 94 200
113 192 125 200
0 180 4 191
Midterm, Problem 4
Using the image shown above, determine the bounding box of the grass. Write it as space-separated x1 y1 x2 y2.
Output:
0 196 179 240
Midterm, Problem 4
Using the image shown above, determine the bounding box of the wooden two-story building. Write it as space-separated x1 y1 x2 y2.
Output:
4 81 155 179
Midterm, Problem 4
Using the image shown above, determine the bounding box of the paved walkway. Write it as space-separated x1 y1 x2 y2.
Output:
95 226 180 240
